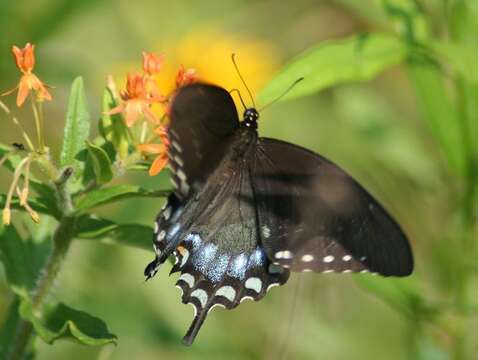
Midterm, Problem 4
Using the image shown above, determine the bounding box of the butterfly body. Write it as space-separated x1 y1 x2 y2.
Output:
144 83 413 346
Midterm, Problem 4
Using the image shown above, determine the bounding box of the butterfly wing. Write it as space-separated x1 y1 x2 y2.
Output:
251 138 413 276
168 83 239 198
163 139 289 345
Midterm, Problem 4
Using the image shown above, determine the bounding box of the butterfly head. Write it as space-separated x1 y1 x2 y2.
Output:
243 108 259 129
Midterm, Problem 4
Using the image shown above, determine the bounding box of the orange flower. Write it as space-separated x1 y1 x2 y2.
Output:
137 126 169 176
142 51 165 75
107 73 158 127
2 43 52 107
175 65 198 88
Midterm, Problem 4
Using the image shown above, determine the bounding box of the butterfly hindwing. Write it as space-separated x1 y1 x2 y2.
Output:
151 128 289 345
251 138 413 276
168 84 239 198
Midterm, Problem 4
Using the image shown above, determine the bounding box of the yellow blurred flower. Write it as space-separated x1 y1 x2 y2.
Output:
115 26 280 117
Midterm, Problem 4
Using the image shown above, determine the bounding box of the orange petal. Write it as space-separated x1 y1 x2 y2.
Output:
12 46 23 71
124 101 141 127
149 154 168 176
37 86 52 102
103 104 124 116
137 143 165 154
16 77 31 107
23 43 35 72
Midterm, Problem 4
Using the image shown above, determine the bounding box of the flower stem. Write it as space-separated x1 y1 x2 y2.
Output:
30 96 43 154
7 168 75 360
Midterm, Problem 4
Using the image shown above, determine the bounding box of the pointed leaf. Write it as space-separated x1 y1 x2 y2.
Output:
85 141 114 184
0 223 52 297
354 275 436 321
407 63 465 175
18 298 117 346
259 33 407 103
74 184 169 212
60 77 91 173
74 215 152 250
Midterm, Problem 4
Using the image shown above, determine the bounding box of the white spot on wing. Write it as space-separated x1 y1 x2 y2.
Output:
171 140 182 152
261 225 271 238
157 230 166 241
178 273 195 288
177 169 187 181
245 277 262 293
154 221 159 234
215 286 236 302
163 206 171 221
323 255 334 263
275 250 293 259
188 302 197 317
240 296 254 303
266 283 279 292
173 154 184 167
301 254 314 262
208 303 226 313
191 289 208 308
342 255 352 262
180 249 189 268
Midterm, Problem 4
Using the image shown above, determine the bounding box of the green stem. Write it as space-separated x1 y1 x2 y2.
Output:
451 77 476 360
30 96 43 154
7 168 75 360
37 101 45 153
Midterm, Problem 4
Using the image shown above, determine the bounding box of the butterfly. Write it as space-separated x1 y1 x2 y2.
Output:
144 82 414 346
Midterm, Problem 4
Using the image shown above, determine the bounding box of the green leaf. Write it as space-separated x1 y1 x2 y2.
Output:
75 217 152 251
258 33 407 103
60 77 91 172
407 62 465 175
18 298 116 346
354 275 435 321
379 0 428 43
0 223 52 297
85 141 114 184
74 215 117 238
74 184 169 212
430 41 478 84
0 297 21 359
99 88 130 160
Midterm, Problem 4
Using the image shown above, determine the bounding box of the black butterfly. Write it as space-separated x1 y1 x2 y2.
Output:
144 83 413 346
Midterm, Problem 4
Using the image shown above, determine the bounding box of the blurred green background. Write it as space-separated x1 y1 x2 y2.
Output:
1 0 477 359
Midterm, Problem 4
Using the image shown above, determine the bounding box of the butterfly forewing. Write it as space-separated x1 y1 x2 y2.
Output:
168 84 239 198
252 138 413 276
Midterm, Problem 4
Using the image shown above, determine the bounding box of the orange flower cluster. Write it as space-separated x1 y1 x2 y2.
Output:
110 52 198 176
2 43 52 107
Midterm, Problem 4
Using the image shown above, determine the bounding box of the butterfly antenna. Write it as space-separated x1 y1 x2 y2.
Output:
231 53 255 108
258 77 304 112
229 88 247 111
